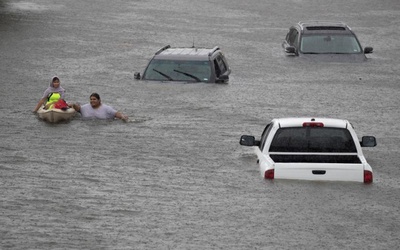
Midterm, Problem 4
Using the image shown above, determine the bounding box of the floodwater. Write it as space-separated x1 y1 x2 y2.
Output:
1 0 400 249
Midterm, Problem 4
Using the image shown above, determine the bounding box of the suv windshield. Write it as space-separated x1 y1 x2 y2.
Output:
143 59 212 82
269 127 357 153
300 35 362 54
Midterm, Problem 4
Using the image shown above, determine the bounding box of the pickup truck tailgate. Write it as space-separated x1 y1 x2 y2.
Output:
274 162 364 182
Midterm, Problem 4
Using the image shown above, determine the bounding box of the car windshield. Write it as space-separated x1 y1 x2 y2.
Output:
269 127 357 153
300 35 362 54
143 59 211 82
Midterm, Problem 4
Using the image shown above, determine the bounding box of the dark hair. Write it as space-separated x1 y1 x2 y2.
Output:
52 76 60 82
90 93 100 100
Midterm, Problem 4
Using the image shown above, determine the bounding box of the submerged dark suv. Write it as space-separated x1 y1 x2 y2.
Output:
282 21 373 61
134 45 231 83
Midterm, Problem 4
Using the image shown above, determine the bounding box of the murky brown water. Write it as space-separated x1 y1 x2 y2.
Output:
1 0 399 249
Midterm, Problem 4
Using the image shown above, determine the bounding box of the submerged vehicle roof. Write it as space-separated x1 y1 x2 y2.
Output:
297 21 355 35
152 45 221 61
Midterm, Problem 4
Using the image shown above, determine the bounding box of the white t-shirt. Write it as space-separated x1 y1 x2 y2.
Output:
80 103 117 119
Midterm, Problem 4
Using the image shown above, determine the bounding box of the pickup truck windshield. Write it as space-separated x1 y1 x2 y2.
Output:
269 127 357 153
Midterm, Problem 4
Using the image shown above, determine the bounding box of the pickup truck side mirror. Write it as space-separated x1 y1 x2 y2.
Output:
240 135 260 146
360 136 377 147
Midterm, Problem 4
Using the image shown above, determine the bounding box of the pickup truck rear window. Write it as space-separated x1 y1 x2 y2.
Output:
269 127 357 153
270 154 361 163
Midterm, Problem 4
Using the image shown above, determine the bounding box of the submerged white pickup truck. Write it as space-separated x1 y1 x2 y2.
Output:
240 118 377 183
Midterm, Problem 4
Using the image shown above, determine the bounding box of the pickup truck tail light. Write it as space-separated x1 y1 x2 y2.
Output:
364 170 373 184
264 169 274 179
303 122 324 127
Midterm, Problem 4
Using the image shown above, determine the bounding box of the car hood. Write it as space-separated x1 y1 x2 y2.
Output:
299 53 368 63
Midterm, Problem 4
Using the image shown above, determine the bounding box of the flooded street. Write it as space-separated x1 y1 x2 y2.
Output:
1 0 400 249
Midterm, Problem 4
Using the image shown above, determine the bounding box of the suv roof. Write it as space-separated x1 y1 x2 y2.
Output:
296 21 354 35
153 45 222 61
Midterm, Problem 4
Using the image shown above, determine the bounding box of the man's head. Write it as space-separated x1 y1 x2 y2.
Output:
89 93 101 108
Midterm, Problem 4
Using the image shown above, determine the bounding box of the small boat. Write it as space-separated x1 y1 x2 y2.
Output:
37 107 76 123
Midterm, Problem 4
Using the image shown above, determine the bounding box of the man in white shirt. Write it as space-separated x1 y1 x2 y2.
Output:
70 93 128 121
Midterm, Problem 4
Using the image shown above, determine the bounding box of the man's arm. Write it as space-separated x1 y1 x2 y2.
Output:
69 103 81 112
115 111 128 121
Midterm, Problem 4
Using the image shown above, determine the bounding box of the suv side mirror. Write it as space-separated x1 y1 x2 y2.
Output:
285 46 296 54
364 47 373 54
360 136 377 147
134 72 141 80
216 75 229 83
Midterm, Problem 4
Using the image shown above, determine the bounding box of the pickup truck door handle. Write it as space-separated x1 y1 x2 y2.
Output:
312 170 326 175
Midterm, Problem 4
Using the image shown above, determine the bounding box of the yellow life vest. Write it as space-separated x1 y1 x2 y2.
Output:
46 92 61 109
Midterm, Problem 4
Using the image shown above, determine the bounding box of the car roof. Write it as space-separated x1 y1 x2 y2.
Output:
153 45 221 61
273 117 349 128
296 21 354 35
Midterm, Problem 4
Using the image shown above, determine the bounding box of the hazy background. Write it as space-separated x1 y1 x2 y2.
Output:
1 0 399 249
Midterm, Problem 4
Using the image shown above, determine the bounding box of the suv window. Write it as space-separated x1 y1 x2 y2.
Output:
213 54 228 77
269 127 357 153
287 29 299 46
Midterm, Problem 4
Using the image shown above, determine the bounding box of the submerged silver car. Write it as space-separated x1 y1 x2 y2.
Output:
282 21 373 62
134 45 230 83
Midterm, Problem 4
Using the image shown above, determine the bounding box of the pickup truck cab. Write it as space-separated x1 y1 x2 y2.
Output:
240 118 377 183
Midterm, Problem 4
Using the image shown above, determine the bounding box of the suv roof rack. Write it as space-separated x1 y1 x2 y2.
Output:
155 45 171 55
298 21 349 30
